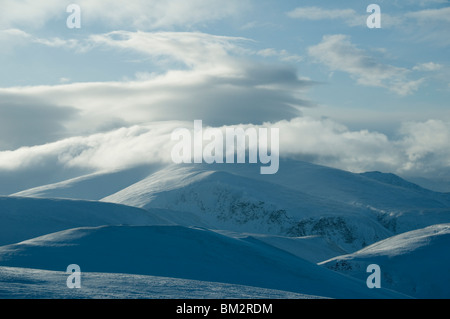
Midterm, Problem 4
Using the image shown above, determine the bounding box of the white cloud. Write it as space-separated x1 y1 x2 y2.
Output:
0 68 309 144
1 117 450 187
413 62 443 72
85 0 249 29
398 120 450 173
286 5 450 31
88 31 249 70
287 6 401 28
308 34 424 95
0 30 315 150
400 7 450 46
400 120 450 159
59 77 71 84
0 28 83 53
257 48 303 63
0 122 181 194
0 28 32 53
406 7 450 23
0 0 248 30
287 7 361 26
0 0 62 29
31 36 80 49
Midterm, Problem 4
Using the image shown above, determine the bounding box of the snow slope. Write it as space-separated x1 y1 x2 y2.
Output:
359 171 428 192
14 160 450 248
101 162 450 252
233 233 347 264
105 166 392 252
208 229 347 264
12 165 162 201
5 159 450 299
319 224 450 298
0 225 407 299
0 266 323 299
18 158 450 214
0 196 171 246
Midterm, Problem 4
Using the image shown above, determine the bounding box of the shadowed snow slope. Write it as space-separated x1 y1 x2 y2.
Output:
0 225 407 299
234 233 347 264
319 224 450 299
0 196 171 246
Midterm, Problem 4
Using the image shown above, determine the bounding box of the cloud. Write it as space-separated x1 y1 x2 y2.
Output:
399 120 450 163
286 5 450 32
88 31 250 69
308 34 424 95
0 0 62 29
0 68 308 139
0 94 79 150
0 0 248 30
287 6 361 26
0 28 83 54
405 6 450 23
0 28 32 53
278 118 450 176
413 62 443 72
256 48 303 63
0 122 179 194
396 7 450 46
402 7 450 45
0 30 315 149
1 117 450 194
80 0 249 29
287 6 401 28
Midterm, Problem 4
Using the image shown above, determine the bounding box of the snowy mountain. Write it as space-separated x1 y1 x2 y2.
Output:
99 161 450 253
2 159 450 298
101 165 393 253
19 159 450 212
359 171 429 192
0 225 406 299
319 224 450 299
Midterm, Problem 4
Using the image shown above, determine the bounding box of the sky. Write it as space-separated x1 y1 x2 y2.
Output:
0 0 449 192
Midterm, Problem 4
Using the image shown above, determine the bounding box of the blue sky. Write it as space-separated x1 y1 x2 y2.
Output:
0 0 449 189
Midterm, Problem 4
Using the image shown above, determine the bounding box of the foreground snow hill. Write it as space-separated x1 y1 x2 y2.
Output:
0 266 323 299
0 225 406 299
319 224 450 299
0 196 171 246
